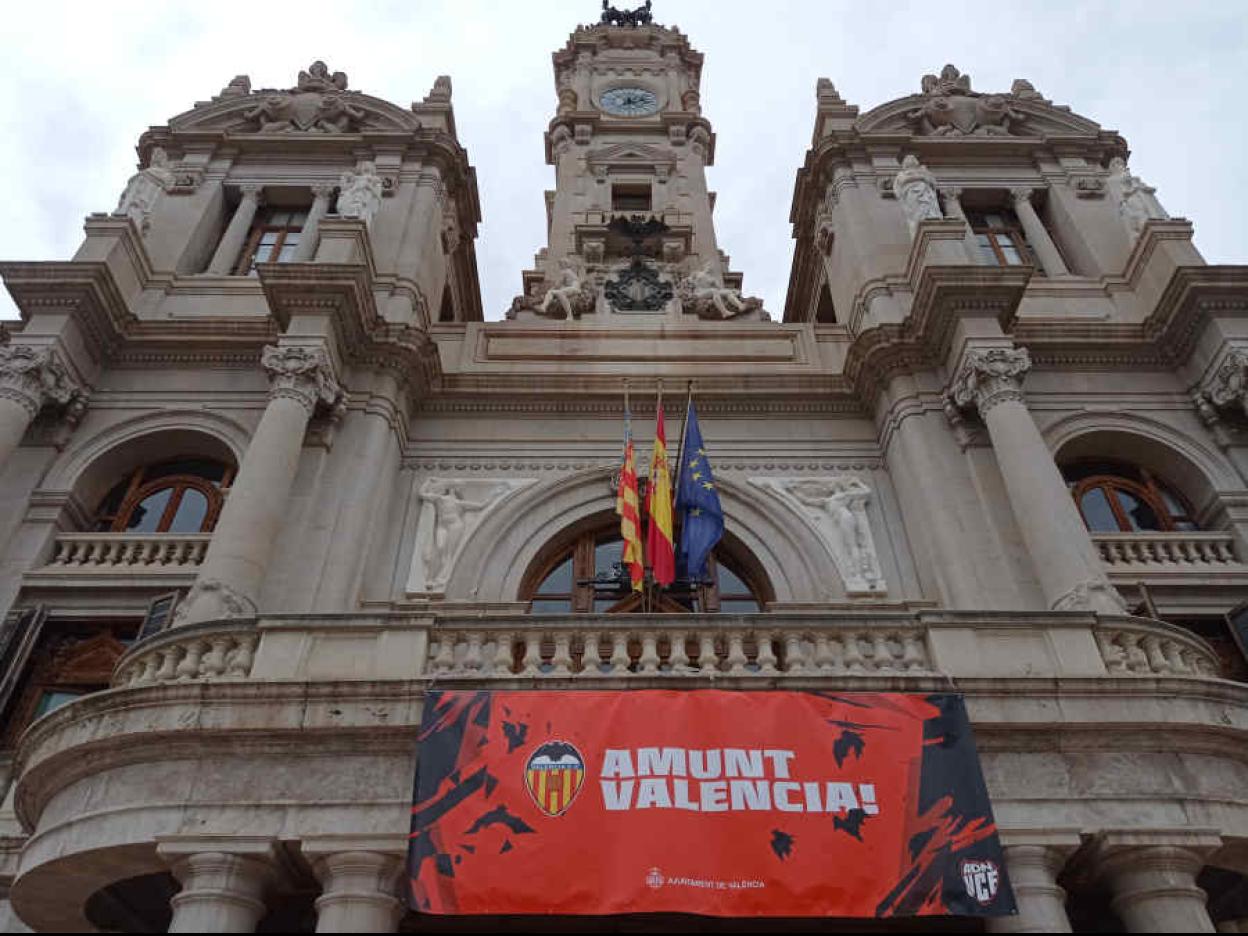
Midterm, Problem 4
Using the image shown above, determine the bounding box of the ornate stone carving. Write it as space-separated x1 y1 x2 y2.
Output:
260 345 343 415
751 476 886 595
336 162 384 226
1072 177 1106 199
115 147 175 234
1108 157 1168 239
170 579 257 628
1201 348 1248 418
1010 78 1045 101
893 155 942 236
905 64 1025 137
1052 578 1128 615
215 75 251 101
676 262 764 320
509 259 597 320
0 345 85 419
949 347 1032 414
604 258 673 312
407 479 535 593
240 61 366 133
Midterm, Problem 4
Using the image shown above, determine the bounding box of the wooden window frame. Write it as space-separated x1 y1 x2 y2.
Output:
968 210 1029 267
94 460 235 534
233 209 307 275
1067 464 1197 533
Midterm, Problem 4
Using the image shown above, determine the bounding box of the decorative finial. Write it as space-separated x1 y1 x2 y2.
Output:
600 0 655 27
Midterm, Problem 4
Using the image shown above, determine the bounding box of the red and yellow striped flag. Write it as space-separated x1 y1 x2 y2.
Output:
616 406 644 592
646 403 676 586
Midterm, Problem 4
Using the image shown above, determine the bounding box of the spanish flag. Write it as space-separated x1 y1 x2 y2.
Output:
646 404 676 586
616 404 644 592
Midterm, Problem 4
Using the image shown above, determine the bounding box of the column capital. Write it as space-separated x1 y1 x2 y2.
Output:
238 182 265 202
1011 186 1036 205
261 344 344 415
940 185 964 199
310 182 338 200
949 346 1032 414
0 344 86 419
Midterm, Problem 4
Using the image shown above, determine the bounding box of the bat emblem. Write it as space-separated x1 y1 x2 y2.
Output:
524 740 586 817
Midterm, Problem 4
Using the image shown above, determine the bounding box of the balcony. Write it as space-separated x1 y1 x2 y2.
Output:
41 533 210 570
1094 532 1240 568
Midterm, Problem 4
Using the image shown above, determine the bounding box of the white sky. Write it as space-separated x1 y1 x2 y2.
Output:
1 0 1245 323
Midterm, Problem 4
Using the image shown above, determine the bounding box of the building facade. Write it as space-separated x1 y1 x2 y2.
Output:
2 9 1248 933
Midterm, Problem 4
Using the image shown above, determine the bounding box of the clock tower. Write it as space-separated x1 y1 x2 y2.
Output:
510 5 764 321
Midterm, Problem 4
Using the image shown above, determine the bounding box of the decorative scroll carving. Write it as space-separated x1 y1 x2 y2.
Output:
905 64 1025 137
115 147 175 234
1051 578 1128 614
336 162 384 226
170 579 257 629
604 257 673 312
1107 157 1168 240
893 155 942 237
600 0 654 27
1199 348 1248 419
751 476 887 596
260 345 343 415
0 345 85 420
949 347 1032 414
407 479 536 593
677 263 764 320
240 61 366 133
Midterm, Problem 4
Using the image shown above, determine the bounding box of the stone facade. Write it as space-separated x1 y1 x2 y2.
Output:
0 13 1247 935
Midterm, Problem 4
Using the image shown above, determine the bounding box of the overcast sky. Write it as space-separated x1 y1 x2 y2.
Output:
1 0 1245 324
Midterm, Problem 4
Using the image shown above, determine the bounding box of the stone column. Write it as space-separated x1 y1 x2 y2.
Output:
1011 188 1070 277
312 851 403 933
941 187 983 263
293 184 337 262
950 347 1125 614
0 345 84 473
207 184 265 275
158 841 276 933
987 836 1078 934
1099 841 1218 933
174 344 342 626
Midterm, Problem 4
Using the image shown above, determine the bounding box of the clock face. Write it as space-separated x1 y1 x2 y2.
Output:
599 87 659 117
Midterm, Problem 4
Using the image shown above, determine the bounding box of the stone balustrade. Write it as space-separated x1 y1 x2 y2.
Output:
45 533 210 569
1094 620 1221 677
426 617 934 678
1093 532 1239 567
113 622 258 687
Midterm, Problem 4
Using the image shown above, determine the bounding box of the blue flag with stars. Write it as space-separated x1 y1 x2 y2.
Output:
676 402 724 581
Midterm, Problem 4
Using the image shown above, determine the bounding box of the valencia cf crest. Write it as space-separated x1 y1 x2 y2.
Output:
524 741 586 817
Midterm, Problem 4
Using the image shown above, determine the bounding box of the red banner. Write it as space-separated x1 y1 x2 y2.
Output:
409 690 1014 919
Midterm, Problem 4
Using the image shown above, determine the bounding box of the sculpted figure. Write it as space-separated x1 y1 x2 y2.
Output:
539 259 596 319
678 262 763 320
314 93 366 133
893 155 942 236
787 477 885 593
1108 157 1168 238
244 94 295 132
299 60 348 92
115 147 175 234
419 480 493 587
337 162 384 226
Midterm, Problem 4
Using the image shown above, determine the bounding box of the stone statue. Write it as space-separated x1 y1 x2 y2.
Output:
752 476 886 595
787 477 885 594
243 94 296 132
337 162 384 226
418 480 493 589
238 62 367 134
893 155 942 236
1108 157 1168 239
677 262 764 320
513 258 596 320
115 147 175 234
314 93 367 133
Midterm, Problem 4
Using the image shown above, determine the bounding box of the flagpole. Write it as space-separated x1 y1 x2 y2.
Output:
673 379 695 498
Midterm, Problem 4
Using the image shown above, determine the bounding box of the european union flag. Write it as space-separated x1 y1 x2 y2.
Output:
676 403 724 581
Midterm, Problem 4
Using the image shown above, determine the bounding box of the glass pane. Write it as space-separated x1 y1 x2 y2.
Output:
595 538 623 575
717 564 749 595
998 237 1024 265
1159 487 1188 519
975 234 997 265
277 243 299 262
268 211 290 225
126 488 173 533
530 599 572 614
1079 487 1120 532
536 557 573 595
168 488 209 533
254 244 275 263
259 231 280 245
1114 488 1162 532
35 690 83 719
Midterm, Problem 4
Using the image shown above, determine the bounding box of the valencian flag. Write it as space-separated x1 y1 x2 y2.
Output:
676 401 724 581
645 403 676 586
615 401 644 591
409 690 1017 919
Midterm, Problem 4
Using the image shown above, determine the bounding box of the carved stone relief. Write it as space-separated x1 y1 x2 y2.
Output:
406 478 536 594
603 257 673 312
750 476 887 595
240 61 367 133
905 64 1025 137
115 147 175 234
893 155 942 237
1107 157 1168 240
676 262 764 320
336 162 384 227
0 344 86 420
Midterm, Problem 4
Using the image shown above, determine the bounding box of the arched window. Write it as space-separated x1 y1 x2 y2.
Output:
522 517 770 614
92 458 235 534
1062 461 1197 533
